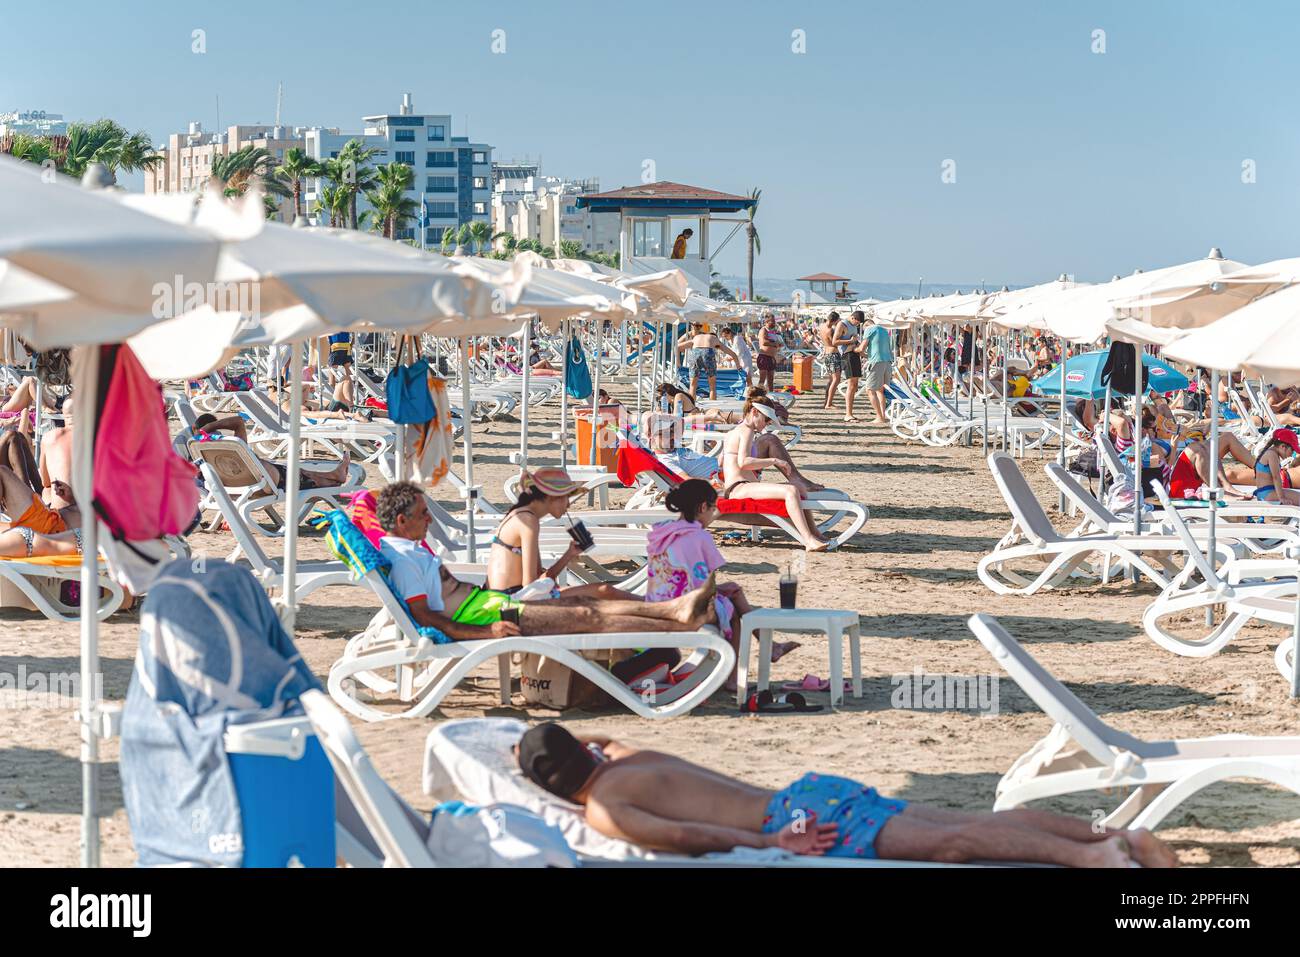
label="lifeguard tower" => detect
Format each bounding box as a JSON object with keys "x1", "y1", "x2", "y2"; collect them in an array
[
  {"x1": 798, "y1": 272, "x2": 856, "y2": 303},
  {"x1": 575, "y1": 181, "x2": 755, "y2": 295}
]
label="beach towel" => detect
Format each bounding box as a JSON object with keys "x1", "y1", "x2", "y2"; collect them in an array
[
  {"x1": 409, "y1": 373, "x2": 453, "y2": 487},
  {"x1": 614, "y1": 441, "x2": 790, "y2": 519},
  {"x1": 120, "y1": 560, "x2": 323, "y2": 867},
  {"x1": 645, "y1": 519, "x2": 735, "y2": 639}
]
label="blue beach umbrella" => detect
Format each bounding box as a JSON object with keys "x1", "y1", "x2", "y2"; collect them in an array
[{"x1": 1031, "y1": 349, "x2": 1189, "y2": 399}]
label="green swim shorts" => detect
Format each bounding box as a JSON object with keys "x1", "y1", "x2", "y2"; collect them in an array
[{"x1": 452, "y1": 586, "x2": 524, "y2": 626}]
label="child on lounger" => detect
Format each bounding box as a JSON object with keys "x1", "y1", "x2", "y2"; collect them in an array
[{"x1": 646, "y1": 480, "x2": 797, "y2": 684}]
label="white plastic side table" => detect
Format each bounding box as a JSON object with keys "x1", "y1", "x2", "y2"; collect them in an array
[{"x1": 736, "y1": 608, "x2": 863, "y2": 709}]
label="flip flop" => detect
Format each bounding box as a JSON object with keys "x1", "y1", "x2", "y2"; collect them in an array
[
  {"x1": 781, "y1": 674, "x2": 830, "y2": 693},
  {"x1": 740, "y1": 690, "x2": 823, "y2": 714}
]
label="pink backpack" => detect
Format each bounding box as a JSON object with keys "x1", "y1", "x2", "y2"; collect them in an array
[{"x1": 93, "y1": 344, "x2": 198, "y2": 541}]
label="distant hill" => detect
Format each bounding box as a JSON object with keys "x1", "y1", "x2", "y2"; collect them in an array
[{"x1": 717, "y1": 275, "x2": 1019, "y2": 303}]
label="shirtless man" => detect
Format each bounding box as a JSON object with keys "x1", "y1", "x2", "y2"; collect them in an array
[
  {"x1": 677, "y1": 325, "x2": 739, "y2": 401},
  {"x1": 376, "y1": 481, "x2": 720, "y2": 640},
  {"x1": 720, "y1": 399, "x2": 828, "y2": 551},
  {"x1": 755, "y1": 315, "x2": 782, "y2": 392},
  {"x1": 516, "y1": 723, "x2": 1178, "y2": 866},
  {"x1": 818, "y1": 314, "x2": 842, "y2": 410},
  {"x1": 38, "y1": 397, "x2": 74, "y2": 508}
]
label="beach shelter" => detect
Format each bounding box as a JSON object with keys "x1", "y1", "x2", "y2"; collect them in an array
[
  {"x1": 1109, "y1": 256, "x2": 1300, "y2": 331},
  {"x1": 1031, "y1": 350, "x2": 1189, "y2": 399}
]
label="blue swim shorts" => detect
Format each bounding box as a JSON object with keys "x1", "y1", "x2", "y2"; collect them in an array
[{"x1": 761, "y1": 772, "x2": 906, "y2": 859}]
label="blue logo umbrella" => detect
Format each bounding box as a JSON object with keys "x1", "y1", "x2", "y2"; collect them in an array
[{"x1": 1031, "y1": 350, "x2": 1190, "y2": 399}]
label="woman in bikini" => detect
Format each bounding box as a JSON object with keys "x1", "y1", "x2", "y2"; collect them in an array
[
  {"x1": 1250, "y1": 428, "x2": 1300, "y2": 505},
  {"x1": 485, "y1": 467, "x2": 627, "y2": 600},
  {"x1": 655, "y1": 383, "x2": 743, "y2": 427},
  {"x1": 720, "y1": 400, "x2": 828, "y2": 551},
  {"x1": 0, "y1": 465, "x2": 82, "y2": 558}
]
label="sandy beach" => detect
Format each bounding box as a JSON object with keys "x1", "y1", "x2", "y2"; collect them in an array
[{"x1": 3, "y1": 379, "x2": 1298, "y2": 867}]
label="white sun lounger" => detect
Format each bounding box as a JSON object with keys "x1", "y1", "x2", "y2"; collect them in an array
[
  {"x1": 978, "y1": 452, "x2": 1228, "y2": 595},
  {"x1": 422, "y1": 717, "x2": 985, "y2": 867},
  {"x1": 968, "y1": 613, "x2": 1300, "y2": 830},
  {"x1": 0, "y1": 554, "x2": 124, "y2": 622},
  {"x1": 1141, "y1": 481, "x2": 1298, "y2": 658},
  {"x1": 327, "y1": 560, "x2": 734, "y2": 722}
]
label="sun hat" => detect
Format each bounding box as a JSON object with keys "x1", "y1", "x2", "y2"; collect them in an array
[
  {"x1": 521, "y1": 467, "x2": 585, "y2": 498},
  {"x1": 749, "y1": 402, "x2": 780, "y2": 422},
  {"x1": 1273, "y1": 428, "x2": 1300, "y2": 455}
]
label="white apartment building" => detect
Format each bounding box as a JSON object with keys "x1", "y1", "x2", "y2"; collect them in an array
[
  {"x1": 144, "y1": 121, "x2": 326, "y2": 222},
  {"x1": 491, "y1": 164, "x2": 618, "y2": 255},
  {"x1": 304, "y1": 94, "x2": 492, "y2": 244}
]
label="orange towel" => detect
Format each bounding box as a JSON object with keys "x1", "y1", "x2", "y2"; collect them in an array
[{"x1": 14, "y1": 493, "x2": 67, "y2": 535}]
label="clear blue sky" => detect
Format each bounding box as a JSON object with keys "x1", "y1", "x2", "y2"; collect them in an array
[{"x1": 6, "y1": 0, "x2": 1299, "y2": 285}]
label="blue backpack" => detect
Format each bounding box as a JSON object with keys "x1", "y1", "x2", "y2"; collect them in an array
[
  {"x1": 385, "y1": 338, "x2": 436, "y2": 424},
  {"x1": 565, "y1": 335, "x2": 593, "y2": 401}
]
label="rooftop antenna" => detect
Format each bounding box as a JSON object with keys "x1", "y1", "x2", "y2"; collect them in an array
[{"x1": 274, "y1": 81, "x2": 283, "y2": 129}]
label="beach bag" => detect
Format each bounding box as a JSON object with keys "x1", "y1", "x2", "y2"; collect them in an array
[
  {"x1": 1068, "y1": 447, "x2": 1100, "y2": 479},
  {"x1": 81, "y1": 345, "x2": 198, "y2": 591},
  {"x1": 385, "y1": 337, "x2": 436, "y2": 424},
  {"x1": 565, "y1": 335, "x2": 593, "y2": 401},
  {"x1": 425, "y1": 801, "x2": 576, "y2": 867},
  {"x1": 1100, "y1": 342, "x2": 1148, "y2": 396}
]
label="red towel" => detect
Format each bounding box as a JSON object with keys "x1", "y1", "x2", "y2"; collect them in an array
[{"x1": 615, "y1": 441, "x2": 790, "y2": 518}]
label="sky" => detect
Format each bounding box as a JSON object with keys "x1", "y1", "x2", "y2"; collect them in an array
[{"x1": 5, "y1": 0, "x2": 1300, "y2": 286}]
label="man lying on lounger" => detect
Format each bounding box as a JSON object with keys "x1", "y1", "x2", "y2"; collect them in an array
[
  {"x1": 191, "y1": 413, "x2": 352, "y2": 491},
  {"x1": 376, "y1": 481, "x2": 718, "y2": 640},
  {"x1": 516, "y1": 723, "x2": 1179, "y2": 867}
]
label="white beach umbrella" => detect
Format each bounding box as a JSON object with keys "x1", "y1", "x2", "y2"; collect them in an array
[
  {"x1": 0, "y1": 155, "x2": 225, "y2": 317},
  {"x1": 1110, "y1": 256, "x2": 1300, "y2": 330}
]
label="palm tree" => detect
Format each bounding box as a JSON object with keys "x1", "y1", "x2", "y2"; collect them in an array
[
  {"x1": 469, "y1": 220, "x2": 493, "y2": 255},
  {"x1": 498, "y1": 231, "x2": 517, "y2": 255},
  {"x1": 59, "y1": 120, "x2": 161, "y2": 182},
  {"x1": 211, "y1": 145, "x2": 292, "y2": 213},
  {"x1": 455, "y1": 223, "x2": 473, "y2": 254},
  {"x1": 275, "y1": 147, "x2": 325, "y2": 220},
  {"x1": 364, "y1": 162, "x2": 417, "y2": 239},
  {"x1": 744, "y1": 187, "x2": 761, "y2": 302},
  {"x1": 1, "y1": 133, "x2": 52, "y2": 166},
  {"x1": 439, "y1": 227, "x2": 457, "y2": 255},
  {"x1": 311, "y1": 185, "x2": 341, "y2": 227},
  {"x1": 338, "y1": 139, "x2": 379, "y2": 229},
  {"x1": 558, "y1": 239, "x2": 584, "y2": 259}
]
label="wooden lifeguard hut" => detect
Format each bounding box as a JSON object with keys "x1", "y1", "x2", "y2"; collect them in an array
[{"x1": 797, "y1": 272, "x2": 856, "y2": 303}]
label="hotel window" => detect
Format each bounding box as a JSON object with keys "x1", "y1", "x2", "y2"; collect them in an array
[
  {"x1": 473, "y1": 151, "x2": 487, "y2": 164},
  {"x1": 395, "y1": 128, "x2": 415, "y2": 142},
  {"x1": 426, "y1": 176, "x2": 455, "y2": 192},
  {"x1": 426, "y1": 201, "x2": 456, "y2": 217},
  {"x1": 427, "y1": 125, "x2": 445, "y2": 141},
  {"x1": 182, "y1": 156, "x2": 190, "y2": 167},
  {"x1": 473, "y1": 202, "x2": 486, "y2": 215},
  {"x1": 395, "y1": 151, "x2": 415, "y2": 165},
  {"x1": 472, "y1": 176, "x2": 487, "y2": 189},
  {"x1": 426, "y1": 151, "x2": 454, "y2": 167}
]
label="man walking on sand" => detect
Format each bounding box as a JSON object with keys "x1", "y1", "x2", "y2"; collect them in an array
[{"x1": 859, "y1": 315, "x2": 894, "y2": 424}]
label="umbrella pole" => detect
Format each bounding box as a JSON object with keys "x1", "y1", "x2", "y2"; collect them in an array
[
  {"x1": 75, "y1": 344, "x2": 100, "y2": 868},
  {"x1": 461, "y1": 336, "x2": 477, "y2": 563},
  {"x1": 635, "y1": 322, "x2": 644, "y2": 423},
  {"x1": 1131, "y1": 349, "x2": 1143, "y2": 582},
  {"x1": 981, "y1": 322, "x2": 989, "y2": 456},
  {"x1": 1208, "y1": 368, "x2": 1220, "y2": 629},
  {"x1": 1058, "y1": 342, "x2": 1067, "y2": 511},
  {"x1": 1102, "y1": 383, "x2": 1113, "y2": 498},
  {"x1": 559, "y1": 320, "x2": 570, "y2": 468},
  {"x1": 590, "y1": 319, "x2": 602, "y2": 465},
  {"x1": 518, "y1": 320, "x2": 532, "y2": 470},
  {"x1": 280, "y1": 341, "x2": 302, "y2": 630},
  {"x1": 1001, "y1": 333, "x2": 1009, "y2": 453}
]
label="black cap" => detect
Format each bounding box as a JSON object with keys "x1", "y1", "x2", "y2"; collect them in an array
[{"x1": 517, "y1": 723, "x2": 598, "y2": 800}]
